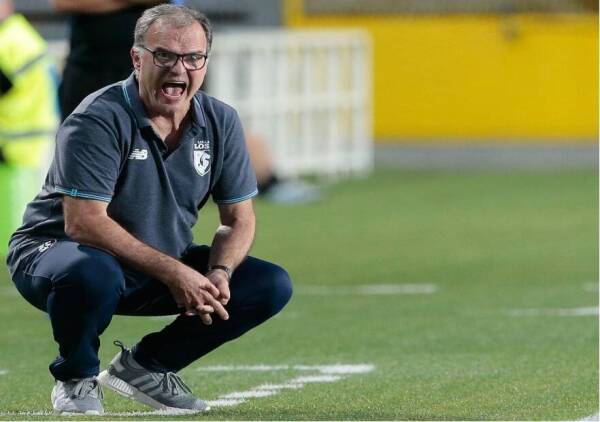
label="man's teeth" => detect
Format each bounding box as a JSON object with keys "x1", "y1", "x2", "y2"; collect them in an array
[{"x1": 162, "y1": 82, "x2": 186, "y2": 96}]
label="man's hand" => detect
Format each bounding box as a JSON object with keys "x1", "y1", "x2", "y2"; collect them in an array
[
  {"x1": 63, "y1": 196, "x2": 230, "y2": 325},
  {"x1": 166, "y1": 264, "x2": 229, "y2": 325},
  {"x1": 206, "y1": 269, "x2": 231, "y2": 306}
]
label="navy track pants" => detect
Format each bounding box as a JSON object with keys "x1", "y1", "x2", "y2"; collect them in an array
[{"x1": 10, "y1": 241, "x2": 293, "y2": 381}]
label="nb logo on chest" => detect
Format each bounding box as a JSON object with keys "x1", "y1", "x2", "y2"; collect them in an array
[{"x1": 128, "y1": 148, "x2": 148, "y2": 160}]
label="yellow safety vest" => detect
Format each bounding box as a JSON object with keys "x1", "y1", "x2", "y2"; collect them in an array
[{"x1": 0, "y1": 14, "x2": 58, "y2": 168}]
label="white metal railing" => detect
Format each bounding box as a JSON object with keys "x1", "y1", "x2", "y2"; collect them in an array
[{"x1": 207, "y1": 29, "x2": 373, "y2": 179}]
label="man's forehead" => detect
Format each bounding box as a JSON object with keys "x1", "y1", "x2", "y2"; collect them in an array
[{"x1": 145, "y1": 20, "x2": 206, "y2": 47}]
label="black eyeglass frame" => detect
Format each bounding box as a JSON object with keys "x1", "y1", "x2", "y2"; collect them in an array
[{"x1": 138, "y1": 45, "x2": 209, "y2": 71}]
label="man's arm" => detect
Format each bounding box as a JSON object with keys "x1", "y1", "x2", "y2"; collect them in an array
[
  {"x1": 51, "y1": 0, "x2": 165, "y2": 13},
  {"x1": 205, "y1": 200, "x2": 256, "y2": 311},
  {"x1": 63, "y1": 196, "x2": 228, "y2": 324}
]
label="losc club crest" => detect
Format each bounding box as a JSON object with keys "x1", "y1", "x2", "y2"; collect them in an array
[{"x1": 193, "y1": 139, "x2": 211, "y2": 176}]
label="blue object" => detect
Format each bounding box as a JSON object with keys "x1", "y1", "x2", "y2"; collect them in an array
[{"x1": 11, "y1": 242, "x2": 292, "y2": 379}]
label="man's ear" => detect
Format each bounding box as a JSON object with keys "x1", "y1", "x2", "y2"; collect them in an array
[{"x1": 131, "y1": 47, "x2": 141, "y2": 71}]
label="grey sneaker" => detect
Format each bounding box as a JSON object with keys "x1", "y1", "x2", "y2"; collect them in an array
[
  {"x1": 97, "y1": 341, "x2": 208, "y2": 414},
  {"x1": 51, "y1": 377, "x2": 104, "y2": 415}
]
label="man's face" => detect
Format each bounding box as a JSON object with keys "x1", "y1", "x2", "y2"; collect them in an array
[{"x1": 132, "y1": 20, "x2": 208, "y2": 118}]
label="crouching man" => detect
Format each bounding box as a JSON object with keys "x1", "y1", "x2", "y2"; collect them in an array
[{"x1": 6, "y1": 4, "x2": 292, "y2": 415}]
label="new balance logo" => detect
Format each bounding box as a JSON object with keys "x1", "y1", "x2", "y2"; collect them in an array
[{"x1": 128, "y1": 149, "x2": 148, "y2": 160}]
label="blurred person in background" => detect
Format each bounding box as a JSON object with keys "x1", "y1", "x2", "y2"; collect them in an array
[
  {"x1": 0, "y1": 0, "x2": 58, "y2": 168},
  {"x1": 54, "y1": 0, "x2": 319, "y2": 204},
  {"x1": 246, "y1": 131, "x2": 321, "y2": 204},
  {"x1": 6, "y1": 4, "x2": 292, "y2": 415}
]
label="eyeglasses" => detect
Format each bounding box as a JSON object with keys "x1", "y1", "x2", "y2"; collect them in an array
[{"x1": 139, "y1": 46, "x2": 208, "y2": 71}]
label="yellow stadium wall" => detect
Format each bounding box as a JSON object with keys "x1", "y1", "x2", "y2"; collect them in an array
[{"x1": 285, "y1": 1, "x2": 598, "y2": 143}]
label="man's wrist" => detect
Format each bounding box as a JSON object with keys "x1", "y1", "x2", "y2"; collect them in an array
[{"x1": 207, "y1": 264, "x2": 232, "y2": 282}]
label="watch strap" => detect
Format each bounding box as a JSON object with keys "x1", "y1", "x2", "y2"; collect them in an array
[{"x1": 208, "y1": 264, "x2": 232, "y2": 281}]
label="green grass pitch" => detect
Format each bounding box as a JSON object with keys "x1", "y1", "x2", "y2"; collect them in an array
[{"x1": 0, "y1": 169, "x2": 597, "y2": 420}]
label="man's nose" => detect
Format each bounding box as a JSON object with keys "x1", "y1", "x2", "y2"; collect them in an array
[{"x1": 169, "y1": 56, "x2": 187, "y2": 73}]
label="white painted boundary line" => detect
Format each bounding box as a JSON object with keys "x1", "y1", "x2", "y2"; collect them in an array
[
  {"x1": 3, "y1": 409, "x2": 595, "y2": 419},
  {"x1": 297, "y1": 284, "x2": 437, "y2": 296},
  {"x1": 0, "y1": 410, "x2": 209, "y2": 417},
  {"x1": 0, "y1": 370, "x2": 8, "y2": 376},
  {"x1": 199, "y1": 363, "x2": 375, "y2": 409},
  {"x1": 0, "y1": 411, "x2": 53, "y2": 417},
  {"x1": 198, "y1": 364, "x2": 375, "y2": 374},
  {"x1": 507, "y1": 307, "x2": 599, "y2": 317}
]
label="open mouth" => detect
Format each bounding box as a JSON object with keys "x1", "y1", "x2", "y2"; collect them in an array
[{"x1": 161, "y1": 81, "x2": 187, "y2": 99}]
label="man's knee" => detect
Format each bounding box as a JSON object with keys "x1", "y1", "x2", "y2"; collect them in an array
[
  {"x1": 255, "y1": 263, "x2": 293, "y2": 317},
  {"x1": 54, "y1": 246, "x2": 124, "y2": 304}
]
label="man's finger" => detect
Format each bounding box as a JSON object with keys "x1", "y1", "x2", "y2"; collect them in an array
[
  {"x1": 200, "y1": 313, "x2": 212, "y2": 325},
  {"x1": 201, "y1": 282, "x2": 220, "y2": 298},
  {"x1": 195, "y1": 304, "x2": 214, "y2": 314},
  {"x1": 205, "y1": 295, "x2": 229, "y2": 320},
  {"x1": 219, "y1": 286, "x2": 230, "y2": 305}
]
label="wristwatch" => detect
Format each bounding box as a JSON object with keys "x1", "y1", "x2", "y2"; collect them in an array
[{"x1": 208, "y1": 264, "x2": 232, "y2": 282}]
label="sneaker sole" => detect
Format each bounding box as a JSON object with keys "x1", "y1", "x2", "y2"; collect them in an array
[
  {"x1": 51, "y1": 384, "x2": 103, "y2": 416},
  {"x1": 97, "y1": 370, "x2": 209, "y2": 414},
  {"x1": 53, "y1": 410, "x2": 102, "y2": 416}
]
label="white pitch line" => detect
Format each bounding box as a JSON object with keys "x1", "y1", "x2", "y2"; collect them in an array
[
  {"x1": 357, "y1": 284, "x2": 438, "y2": 295},
  {"x1": 1, "y1": 407, "x2": 231, "y2": 417},
  {"x1": 296, "y1": 284, "x2": 437, "y2": 296},
  {"x1": 222, "y1": 390, "x2": 278, "y2": 399},
  {"x1": 0, "y1": 407, "x2": 238, "y2": 417},
  {"x1": 0, "y1": 411, "x2": 53, "y2": 417},
  {"x1": 198, "y1": 363, "x2": 375, "y2": 374},
  {"x1": 289, "y1": 375, "x2": 343, "y2": 383},
  {"x1": 199, "y1": 364, "x2": 290, "y2": 372},
  {"x1": 108, "y1": 409, "x2": 201, "y2": 416},
  {"x1": 201, "y1": 363, "x2": 374, "y2": 409},
  {"x1": 257, "y1": 383, "x2": 304, "y2": 390},
  {"x1": 507, "y1": 307, "x2": 599, "y2": 317},
  {"x1": 2, "y1": 409, "x2": 207, "y2": 417},
  {"x1": 205, "y1": 398, "x2": 245, "y2": 407},
  {"x1": 0, "y1": 370, "x2": 8, "y2": 376},
  {"x1": 580, "y1": 412, "x2": 599, "y2": 421},
  {"x1": 214, "y1": 375, "x2": 345, "y2": 404},
  {"x1": 295, "y1": 364, "x2": 375, "y2": 374}
]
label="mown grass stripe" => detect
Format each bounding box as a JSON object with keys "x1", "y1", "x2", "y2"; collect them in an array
[
  {"x1": 507, "y1": 307, "x2": 599, "y2": 317},
  {"x1": 296, "y1": 283, "x2": 438, "y2": 296}
]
